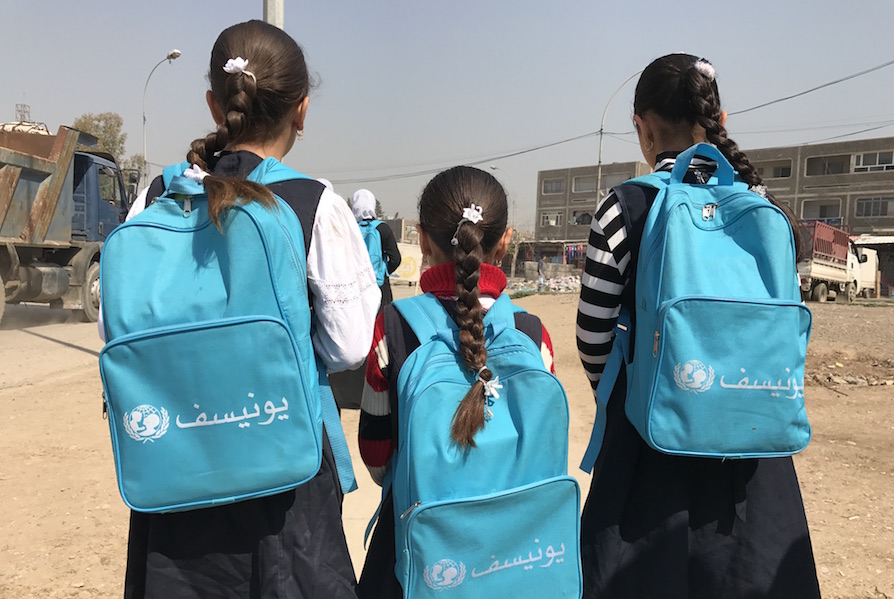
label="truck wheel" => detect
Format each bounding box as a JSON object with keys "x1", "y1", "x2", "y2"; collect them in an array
[
  {"x1": 74, "y1": 262, "x2": 101, "y2": 322},
  {"x1": 863, "y1": 288, "x2": 872, "y2": 299},
  {"x1": 811, "y1": 283, "x2": 828, "y2": 302},
  {"x1": 845, "y1": 282, "x2": 856, "y2": 303}
]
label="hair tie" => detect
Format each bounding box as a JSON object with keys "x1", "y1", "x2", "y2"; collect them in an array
[
  {"x1": 693, "y1": 59, "x2": 716, "y2": 81},
  {"x1": 223, "y1": 57, "x2": 257, "y2": 84},
  {"x1": 183, "y1": 163, "x2": 209, "y2": 183},
  {"x1": 751, "y1": 184, "x2": 768, "y2": 199},
  {"x1": 450, "y1": 204, "x2": 484, "y2": 246},
  {"x1": 476, "y1": 366, "x2": 502, "y2": 422}
]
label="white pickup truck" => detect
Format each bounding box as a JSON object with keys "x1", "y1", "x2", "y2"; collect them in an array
[{"x1": 798, "y1": 220, "x2": 869, "y2": 302}]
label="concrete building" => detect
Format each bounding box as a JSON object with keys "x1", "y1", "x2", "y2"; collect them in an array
[
  {"x1": 534, "y1": 138, "x2": 894, "y2": 293},
  {"x1": 535, "y1": 161, "x2": 650, "y2": 241},
  {"x1": 748, "y1": 136, "x2": 894, "y2": 234}
]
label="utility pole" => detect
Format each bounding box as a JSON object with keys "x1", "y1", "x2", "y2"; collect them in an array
[{"x1": 263, "y1": 0, "x2": 284, "y2": 29}]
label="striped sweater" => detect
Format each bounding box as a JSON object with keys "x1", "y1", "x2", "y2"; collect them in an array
[{"x1": 358, "y1": 262, "x2": 556, "y2": 485}]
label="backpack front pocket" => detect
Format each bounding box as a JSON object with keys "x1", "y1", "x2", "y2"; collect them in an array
[
  {"x1": 397, "y1": 476, "x2": 582, "y2": 599},
  {"x1": 636, "y1": 297, "x2": 812, "y2": 458},
  {"x1": 99, "y1": 316, "x2": 322, "y2": 512}
]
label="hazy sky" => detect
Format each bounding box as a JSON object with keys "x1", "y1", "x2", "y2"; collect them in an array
[{"x1": 3, "y1": 0, "x2": 893, "y2": 230}]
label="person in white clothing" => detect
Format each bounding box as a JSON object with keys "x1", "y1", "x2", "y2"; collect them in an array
[{"x1": 103, "y1": 20, "x2": 377, "y2": 599}]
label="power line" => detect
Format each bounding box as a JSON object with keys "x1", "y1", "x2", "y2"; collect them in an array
[
  {"x1": 319, "y1": 58, "x2": 894, "y2": 184},
  {"x1": 729, "y1": 57, "x2": 894, "y2": 116}
]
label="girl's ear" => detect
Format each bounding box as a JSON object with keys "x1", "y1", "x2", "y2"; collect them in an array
[
  {"x1": 206, "y1": 91, "x2": 225, "y2": 125},
  {"x1": 490, "y1": 227, "x2": 514, "y2": 263},
  {"x1": 418, "y1": 226, "x2": 433, "y2": 257},
  {"x1": 295, "y1": 96, "x2": 310, "y2": 132}
]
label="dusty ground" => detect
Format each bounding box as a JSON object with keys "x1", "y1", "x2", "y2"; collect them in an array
[{"x1": 1, "y1": 294, "x2": 892, "y2": 598}]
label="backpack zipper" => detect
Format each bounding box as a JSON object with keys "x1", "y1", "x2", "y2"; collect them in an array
[{"x1": 652, "y1": 331, "x2": 660, "y2": 356}]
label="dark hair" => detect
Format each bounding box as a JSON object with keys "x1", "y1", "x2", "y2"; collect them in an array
[
  {"x1": 187, "y1": 20, "x2": 312, "y2": 228},
  {"x1": 634, "y1": 53, "x2": 802, "y2": 259},
  {"x1": 418, "y1": 166, "x2": 509, "y2": 448}
]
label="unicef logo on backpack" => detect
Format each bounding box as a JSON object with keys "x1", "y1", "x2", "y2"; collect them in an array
[
  {"x1": 123, "y1": 404, "x2": 170, "y2": 442},
  {"x1": 673, "y1": 360, "x2": 715, "y2": 393},
  {"x1": 423, "y1": 559, "x2": 466, "y2": 590}
]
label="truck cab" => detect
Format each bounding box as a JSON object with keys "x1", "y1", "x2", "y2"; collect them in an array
[{"x1": 0, "y1": 125, "x2": 131, "y2": 323}]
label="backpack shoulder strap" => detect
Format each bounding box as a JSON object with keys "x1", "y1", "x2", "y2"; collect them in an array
[
  {"x1": 392, "y1": 293, "x2": 458, "y2": 348},
  {"x1": 247, "y1": 157, "x2": 311, "y2": 186},
  {"x1": 482, "y1": 293, "x2": 522, "y2": 338},
  {"x1": 162, "y1": 161, "x2": 192, "y2": 189}
]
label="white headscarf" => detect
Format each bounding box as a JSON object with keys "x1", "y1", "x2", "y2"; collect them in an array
[{"x1": 351, "y1": 188, "x2": 377, "y2": 221}]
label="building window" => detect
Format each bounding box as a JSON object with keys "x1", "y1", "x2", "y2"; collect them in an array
[
  {"x1": 854, "y1": 151, "x2": 894, "y2": 172},
  {"x1": 540, "y1": 211, "x2": 564, "y2": 227},
  {"x1": 806, "y1": 155, "x2": 850, "y2": 176},
  {"x1": 541, "y1": 178, "x2": 565, "y2": 195},
  {"x1": 570, "y1": 210, "x2": 593, "y2": 226},
  {"x1": 755, "y1": 159, "x2": 792, "y2": 179},
  {"x1": 773, "y1": 165, "x2": 792, "y2": 178},
  {"x1": 855, "y1": 197, "x2": 891, "y2": 218},
  {"x1": 600, "y1": 173, "x2": 628, "y2": 196},
  {"x1": 572, "y1": 175, "x2": 598, "y2": 193},
  {"x1": 801, "y1": 199, "x2": 841, "y2": 219}
]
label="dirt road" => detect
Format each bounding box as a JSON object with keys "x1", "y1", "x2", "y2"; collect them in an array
[{"x1": 1, "y1": 297, "x2": 892, "y2": 598}]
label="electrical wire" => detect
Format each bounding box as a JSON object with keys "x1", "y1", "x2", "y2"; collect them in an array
[{"x1": 728, "y1": 57, "x2": 894, "y2": 116}]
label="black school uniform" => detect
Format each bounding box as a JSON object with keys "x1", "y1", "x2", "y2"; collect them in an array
[
  {"x1": 576, "y1": 153, "x2": 822, "y2": 599},
  {"x1": 123, "y1": 152, "x2": 357, "y2": 599}
]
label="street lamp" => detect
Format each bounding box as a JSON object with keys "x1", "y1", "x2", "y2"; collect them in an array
[
  {"x1": 489, "y1": 164, "x2": 518, "y2": 228},
  {"x1": 142, "y1": 49, "x2": 182, "y2": 186},
  {"x1": 595, "y1": 69, "x2": 642, "y2": 203}
]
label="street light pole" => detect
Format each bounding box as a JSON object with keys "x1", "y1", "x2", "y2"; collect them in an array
[
  {"x1": 596, "y1": 69, "x2": 642, "y2": 203},
  {"x1": 489, "y1": 164, "x2": 518, "y2": 228},
  {"x1": 142, "y1": 49, "x2": 182, "y2": 187}
]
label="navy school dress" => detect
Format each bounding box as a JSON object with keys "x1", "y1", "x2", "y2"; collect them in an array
[
  {"x1": 124, "y1": 152, "x2": 357, "y2": 599},
  {"x1": 578, "y1": 155, "x2": 821, "y2": 599}
]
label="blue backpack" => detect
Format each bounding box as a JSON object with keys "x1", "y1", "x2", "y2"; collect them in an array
[
  {"x1": 376, "y1": 293, "x2": 581, "y2": 599},
  {"x1": 99, "y1": 158, "x2": 355, "y2": 513},
  {"x1": 582, "y1": 143, "x2": 812, "y2": 469},
  {"x1": 359, "y1": 219, "x2": 388, "y2": 286}
]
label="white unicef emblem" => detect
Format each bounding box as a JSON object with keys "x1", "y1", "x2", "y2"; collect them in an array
[
  {"x1": 123, "y1": 405, "x2": 170, "y2": 442},
  {"x1": 423, "y1": 559, "x2": 466, "y2": 591},
  {"x1": 673, "y1": 360, "x2": 715, "y2": 393}
]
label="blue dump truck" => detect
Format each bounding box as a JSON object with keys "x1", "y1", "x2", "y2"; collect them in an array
[{"x1": 0, "y1": 123, "x2": 135, "y2": 323}]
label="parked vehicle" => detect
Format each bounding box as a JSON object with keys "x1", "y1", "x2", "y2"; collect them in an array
[
  {"x1": 855, "y1": 246, "x2": 879, "y2": 298},
  {"x1": 797, "y1": 220, "x2": 867, "y2": 302},
  {"x1": 0, "y1": 123, "x2": 134, "y2": 323}
]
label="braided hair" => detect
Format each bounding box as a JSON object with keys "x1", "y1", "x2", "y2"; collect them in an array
[
  {"x1": 187, "y1": 20, "x2": 313, "y2": 228},
  {"x1": 418, "y1": 166, "x2": 509, "y2": 448},
  {"x1": 634, "y1": 53, "x2": 802, "y2": 258}
]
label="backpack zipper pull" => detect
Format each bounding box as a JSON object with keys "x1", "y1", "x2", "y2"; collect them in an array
[
  {"x1": 400, "y1": 501, "x2": 422, "y2": 520},
  {"x1": 653, "y1": 331, "x2": 660, "y2": 356},
  {"x1": 183, "y1": 197, "x2": 192, "y2": 217}
]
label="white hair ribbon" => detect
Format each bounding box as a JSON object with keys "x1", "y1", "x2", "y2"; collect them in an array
[
  {"x1": 694, "y1": 59, "x2": 716, "y2": 81},
  {"x1": 183, "y1": 164, "x2": 209, "y2": 183},
  {"x1": 223, "y1": 57, "x2": 256, "y2": 83},
  {"x1": 450, "y1": 203, "x2": 485, "y2": 246}
]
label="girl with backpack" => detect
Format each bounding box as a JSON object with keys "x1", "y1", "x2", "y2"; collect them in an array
[
  {"x1": 576, "y1": 53, "x2": 821, "y2": 598},
  {"x1": 113, "y1": 20, "x2": 380, "y2": 598},
  {"x1": 358, "y1": 166, "x2": 580, "y2": 598}
]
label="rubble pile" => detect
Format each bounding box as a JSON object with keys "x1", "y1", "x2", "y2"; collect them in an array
[
  {"x1": 507, "y1": 276, "x2": 582, "y2": 295},
  {"x1": 808, "y1": 358, "x2": 894, "y2": 388}
]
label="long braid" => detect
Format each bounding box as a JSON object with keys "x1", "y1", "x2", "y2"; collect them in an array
[
  {"x1": 180, "y1": 20, "x2": 313, "y2": 230},
  {"x1": 418, "y1": 166, "x2": 508, "y2": 449},
  {"x1": 684, "y1": 63, "x2": 803, "y2": 259},
  {"x1": 450, "y1": 221, "x2": 490, "y2": 448}
]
